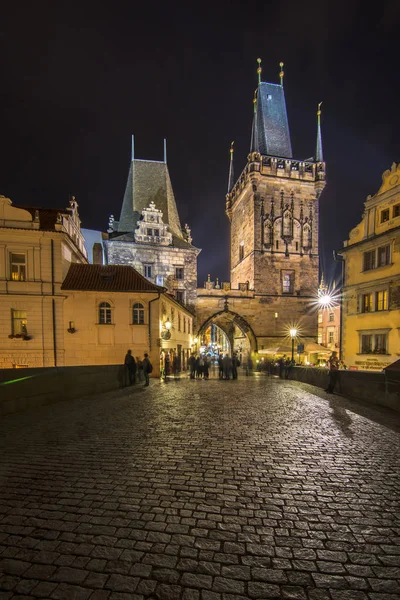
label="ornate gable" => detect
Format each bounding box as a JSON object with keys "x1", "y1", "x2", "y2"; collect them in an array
[{"x1": 134, "y1": 201, "x2": 172, "y2": 246}]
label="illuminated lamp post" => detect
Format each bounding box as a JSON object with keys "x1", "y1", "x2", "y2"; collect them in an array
[{"x1": 290, "y1": 328, "x2": 297, "y2": 362}]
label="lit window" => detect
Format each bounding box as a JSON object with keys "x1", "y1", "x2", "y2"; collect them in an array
[
  {"x1": 12, "y1": 310, "x2": 27, "y2": 335},
  {"x1": 328, "y1": 312, "x2": 334, "y2": 322},
  {"x1": 380, "y1": 209, "x2": 389, "y2": 223},
  {"x1": 363, "y1": 250, "x2": 375, "y2": 271},
  {"x1": 175, "y1": 267, "x2": 184, "y2": 280},
  {"x1": 133, "y1": 303, "x2": 144, "y2": 325},
  {"x1": 361, "y1": 294, "x2": 372, "y2": 313},
  {"x1": 318, "y1": 312, "x2": 323, "y2": 323},
  {"x1": 239, "y1": 243, "x2": 244, "y2": 261},
  {"x1": 10, "y1": 253, "x2": 26, "y2": 281},
  {"x1": 328, "y1": 330, "x2": 334, "y2": 344},
  {"x1": 376, "y1": 290, "x2": 388, "y2": 311},
  {"x1": 144, "y1": 264, "x2": 152, "y2": 278},
  {"x1": 282, "y1": 272, "x2": 294, "y2": 294},
  {"x1": 377, "y1": 245, "x2": 390, "y2": 267},
  {"x1": 393, "y1": 204, "x2": 400, "y2": 218},
  {"x1": 99, "y1": 302, "x2": 112, "y2": 324}
]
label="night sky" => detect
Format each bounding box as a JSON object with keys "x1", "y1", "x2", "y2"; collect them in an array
[{"x1": 1, "y1": 1, "x2": 399, "y2": 286}]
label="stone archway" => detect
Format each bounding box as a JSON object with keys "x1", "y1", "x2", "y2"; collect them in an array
[{"x1": 197, "y1": 310, "x2": 258, "y2": 360}]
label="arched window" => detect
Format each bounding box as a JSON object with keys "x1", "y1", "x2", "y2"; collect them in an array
[
  {"x1": 99, "y1": 302, "x2": 112, "y2": 324},
  {"x1": 133, "y1": 303, "x2": 145, "y2": 325}
]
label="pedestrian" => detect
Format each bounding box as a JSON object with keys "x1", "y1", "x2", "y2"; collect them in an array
[
  {"x1": 223, "y1": 354, "x2": 232, "y2": 380},
  {"x1": 203, "y1": 355, "x2": 209, "y2": 380},
  {"x1": 189, "y1": 353, "x2": 196, "y2": 379},
  {"x1": 246, "y1": 355, "x2": 253, "y2": 376},
  {"x1": 142, "y1": 353, "x2": 152, "y2": 387},
  {"x1": 325, "y1": 351, "x2": 340, "y2": 393},
  {"x1": 232, "y1": 352, "x2": 240, "y2": 379},
  {"x1": 278, "y1": 356, "x2": 285, "y2": 379},
  {"x1": 136, "y1": 356, "x2": 144, "y2": 382},
  {"x1": 164, "y1": 353, "x2": 170, "y2": 380},
  {"x1": 218, "y1": 354, "x2": 224, "y2": 379},
  {"x1": 124, "y1": 349, "x2": 136, "y2": 385},
  {"x1": 172, "y1": 355, "x2": 179, "y2": 380}
]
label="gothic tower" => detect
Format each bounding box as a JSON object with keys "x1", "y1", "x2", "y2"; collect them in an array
[{"x1": 225, "y1": 60, "x2": 326, "y2": 341}]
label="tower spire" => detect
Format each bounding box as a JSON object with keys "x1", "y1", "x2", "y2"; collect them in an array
[
  {"x1": 257, "y1": 58, "x2": 262, "y2": 85},
  {"x1": 131, "y1": 134, "x2": 135, "y2": 161},
  {"x1": 227, "y1": 141, "x2": 235, "y2": 193},
  {"x1": 250, "y1": 90, "x2": 258, "y2": 153},
  {"x1": 164, "y1": 138, "x2": 167, "y2": 164},
  {"x1": 316, "y1": 101, "x2": 324, "y2": 162},
  {"x1": 279, "y1": 62, "x2": 284, "y2": 86}
]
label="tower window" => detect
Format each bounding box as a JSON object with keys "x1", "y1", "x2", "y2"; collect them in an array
[
  {"x1": 295, "y1": 241, "x2": 299, "y2": 251},
  {"x1": 175, "y1": 267, "x2": 184, "y2": 280},
  {"x1": 147, "y1": 228, "x2": 153, "y2": 236},
  {"x1": 276, "y1": 240, "x2": 279, "y2": 250},
  {"x1": 239, "y1": 242, "x2": 244, "y2": 261},
  {"x1": 282, "y1": 271, "x2": 294, "y2": 294},
  {"x1": 144, "y1": 264, "x2": 152, "y2": 278},
  {"x1": 176, "y1": 290, "x2": 185, "y2": 304}
]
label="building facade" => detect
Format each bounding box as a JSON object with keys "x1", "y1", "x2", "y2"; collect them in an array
[
  {"x1": 104, "y1": 141, "x2": 200, "y2": 312},
  {"x1": 0, "y1": 195, "x2": 87, "y2": 369},
  {"x1": 339, "y1": 162, "x2": 400, "y2": 371},
  {"x1": 195, "y1": 63, "x2": 326, "y2": 356},
  {"x1": 61, "y1": 263, "x2": 194, "y2": 375}
]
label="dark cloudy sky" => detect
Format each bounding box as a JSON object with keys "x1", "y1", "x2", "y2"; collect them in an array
[{"x1": 1, "y1": 1, "x2": 399, "y2": 285}]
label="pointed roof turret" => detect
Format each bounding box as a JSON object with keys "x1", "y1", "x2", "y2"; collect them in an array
[
  {"x1": 250, "y1": 58, "x2": 293, "y2": 159},
  {"x1": 227, "y1": 141, "x2": 235, "y2": 192},
  {"x1": 117, "y1": 138, "x2": 183, "y2": 239},
  {"x1": 316, "y1": 102, "x2": 324, "y2": 162}
]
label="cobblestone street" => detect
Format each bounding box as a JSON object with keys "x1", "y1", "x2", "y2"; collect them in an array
[{"x1": 1, "y1": 375, "x2": 400, "y2": 600}]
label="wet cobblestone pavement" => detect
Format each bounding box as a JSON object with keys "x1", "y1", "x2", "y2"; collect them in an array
[{"x1": 1, "y1": 374, "x2": 400, "y2": 600}]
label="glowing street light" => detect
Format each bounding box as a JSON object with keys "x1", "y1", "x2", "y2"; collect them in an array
[
  {"x1": 165, "y1": 320, "x2": 172, "y2": 330},
  {"x1": 290, "y1": 328, "x2": 297, "y2": 362}
]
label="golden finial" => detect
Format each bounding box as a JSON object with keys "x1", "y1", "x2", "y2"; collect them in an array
[
  {"x1": 279, "y1": 61, "x2": 284, "y2": 85},
  {"x1": 257, "y1": 58, "x2": 262, "y2": 85},
  {"x1": 230, "y1": 141, "x2": 234, "y2": 159},
  {"x1": 317, "y1": 101, "x2": 323, "y2": 118}
]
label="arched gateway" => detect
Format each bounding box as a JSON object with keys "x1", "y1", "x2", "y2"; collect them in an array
[{"x1": 197, "y1": 307, "x2": 258, "y2": 359}]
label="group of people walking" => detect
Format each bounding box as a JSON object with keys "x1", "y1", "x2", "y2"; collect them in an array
[{"x1": 124, "y1": 350, "x2": 152, "y2": 387}]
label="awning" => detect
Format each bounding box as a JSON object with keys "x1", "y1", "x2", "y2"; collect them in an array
[{"x1": 305, "y1": 342, "x2": 331, "y2": 354}]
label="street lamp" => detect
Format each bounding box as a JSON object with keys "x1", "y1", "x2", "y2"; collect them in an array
[
  {"x1": 165, "y1": 320, "x2": 172, "y2": 330},
  {"x1": 290, "y1": 328, "x2": 297, "y2": 362}
]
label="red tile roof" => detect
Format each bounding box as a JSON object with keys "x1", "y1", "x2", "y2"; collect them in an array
[{"x1": 61, "y1": 263, "x2": 164, "y2": 292}]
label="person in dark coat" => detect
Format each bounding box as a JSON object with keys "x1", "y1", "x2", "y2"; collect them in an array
[
  {"x1": 232, "y1": 353, "x2": 240, "y2": 379},
  {"x1": 189, "y1": 354, "x2": 196, "y2": 379},
  {"x1": 203, "y1": 356, "x2": 209, "y2": 380},
  {"x1": 218, "y1": 354, "x2": 224, "y2": 379},
  {"x1": 325, "y1": 351, "x2": 340, "y2": 393},
  {"x1": 124, "y1": 349, "x2": 136, "y2": 385}
]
